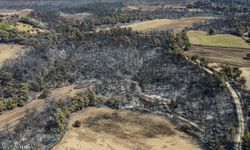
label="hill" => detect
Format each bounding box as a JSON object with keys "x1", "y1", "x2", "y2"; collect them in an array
[{"x1": 53, "y1": 108, "x2": 201, "y2": 150}]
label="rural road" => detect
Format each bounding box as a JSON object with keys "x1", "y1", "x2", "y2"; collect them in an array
[
  {"x1": 202, "y1": 66, "x2": 245, "y2": 150},
  {"x1": 225, "y1": 82, "x2": 245, "y2": 150},
  {"x1": 127, "y1": 79, "x2": 203, "y2": 131},
  {"x1": 0, "y1": 99, "x2": 45, "y2": 131}
]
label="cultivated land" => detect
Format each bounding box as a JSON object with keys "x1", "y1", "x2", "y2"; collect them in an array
[
  {"x1": 188, "y1": 31, "x2": 250, "y2": 49},
  {"x1": 0, "y1": 44, "x2": 27, "y2": 66},
  {"x1": 184, "y1": 45, "x2": 250, "y2": 90},
  {"x1": 0, "y1": 85, "x2": 83, "y2": 131},
  {"x1": 53, "y1": 108, "x2": 201, "y2": 150},
  {"x1": 122, "y1": 17, "x2": 213, "y2": 33}
]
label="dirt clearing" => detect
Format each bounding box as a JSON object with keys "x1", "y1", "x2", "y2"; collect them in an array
[
  {"x1": 0, "y1": 9, "x2": 32, "y2": 17},
  {"x1": 240, "y1": 67, "x2": 250, "y2": 90},
  {"x1": 0, "y1": 44, "x2": 27, "y2": 66},
  {"x1": 59, "y1": 12, "x2": 91, "y2": 21},
  {"x1": 0, "y1": 85, "x2": 84, "y2": 131},
  {"x1": 122, "y1": 17, "x2": 213, "y2": 33},
  {"x1": 53, "y1": 108, "x2": 201, "y2": 150}
]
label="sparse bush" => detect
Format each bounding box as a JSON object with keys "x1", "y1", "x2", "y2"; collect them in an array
[
  {"x1": 105, "y1": 97, "x2": 119, "y2": 109},
  {"x1": 191, "y1": 55, "x2": 199, "y2": 62},
  {"x1": 208, "y1": 28, "x2": 215, "y2": 35},
  {"x1": 38, "y1": 89, "x2": 50, "y2": 99},
  {"x1": 73, "y1": 120, "x2": 81, "y2": 128}
]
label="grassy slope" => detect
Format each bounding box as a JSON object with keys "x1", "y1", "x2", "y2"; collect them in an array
[
  {"x1": 188, "y1": 31, "x2": 250, "y2": 49},
  {"x1": 15, "y1": 22, "x2": 44, "y2": 35}
]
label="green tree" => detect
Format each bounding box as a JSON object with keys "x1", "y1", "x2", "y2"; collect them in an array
[
  {"x1": 0, "y1": 99, "x2": 6, "y2": 112},
  {"x1": 234, "y1": 23, "x2": 246, "y2": 36},
  {"x1": 17, "y1": 83, "x2": 30, "y2": 102},
  {"x1": 208, "y1": 28, "x2": 215, "y2": 35}
]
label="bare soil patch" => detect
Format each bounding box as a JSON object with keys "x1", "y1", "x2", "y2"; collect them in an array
[
  {"x1": 0, "y1": 9, "x2": 32, "y2": 17},
  {"x1": 59, "y1": 12, "x2": 91, "y2": 21},
  {"x1": 0, "y1": 44, "x2": 27, "y2": 66},
  {"x1": 53, "y1": 108, "x2": 201, "y2": 150},
  {"x1": 122, "y1": 4, "x2": 188, "y2": 12},
  {"x1": 0, "y1": 85, "x2": 83, "y2": 131},
  {"x1": 122, "y1": 17, "x2": 213, "y2": 33}
]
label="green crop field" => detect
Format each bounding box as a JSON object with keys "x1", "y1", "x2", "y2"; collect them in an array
[{"x1": 188, "y1": 31, "x2": 250, "y2": 49}]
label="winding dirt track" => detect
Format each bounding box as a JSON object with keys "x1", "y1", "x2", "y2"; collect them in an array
[
  {"x1": 0, "y1": 99, "x2": 45, "y2": 131},
  {"x1": 202, "y1": 66, "x2": 244, "y2": 150},
  {"x1": 225, "y1": 82, "x2": 245, "y2": 150}
]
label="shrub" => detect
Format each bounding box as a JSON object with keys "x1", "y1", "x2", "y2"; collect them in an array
[
  {"x1": 105, "y1": 97, "x2": 119, "y2": 109},
  {"x1": 73, "y1": 120, "x2": 81, "y2": 128},
  {"x1": 38, "y1": 90, "x2": 50, "y2": 99},
  {"x1": 208, "y1": 28, "x2": 215, "y2": 35}
]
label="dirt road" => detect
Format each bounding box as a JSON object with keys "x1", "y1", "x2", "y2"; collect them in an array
[
  {"x1": 0, "y1": 86, "x2": 83, "y2": 131},
  {"x1": 0, "y1": 99, "x2": 45, "y2": 131},
  {"x1": 202, "y1": 65, "x2": 244, "y2": 149},
  {"x1": 226, "y1": 82, "x2": 245, "y2": 150}
]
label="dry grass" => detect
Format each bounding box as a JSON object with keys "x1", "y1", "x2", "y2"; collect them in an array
[
  {"x1": 15, "y1": 22, "x2": 44, "y2": 35},
  {"x1": 59, "y1": 12, "x2": 91, "y2": 21},
  {"x1": 188, "y1": 31, "x2": 250, "y2": 49},
  {"x1": 0, "y1": 44, "x2": 27, "y2": 66},
  {"x1": 122, "y1": 4, "x2": 188, "y2": 12},
  {"x1": 240, "y1": 67, "x2": 250, "y2": 90},
  {"x1": 122, "y1": 17, "x2": 213, "y2": 33},
  {"x1": 0, "y1": 85, "x2": 84, "y2": 131},
  {"x1": 0, "y1": 9, "x2": 32, "y2": 17},
  {"x1": 53, "y1": 108, "x2": 201, "y2": 150}
]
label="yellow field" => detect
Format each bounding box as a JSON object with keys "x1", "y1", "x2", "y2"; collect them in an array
[
  {"x1": 53, "y1": 108, "x2": 201, "y2": 150},
  {"x1": 121, "y1": 17, "x2": 213, "y2": 33},
  {"x1": 0, "y1": 85, "x2": 84, "y2": 131},
  {"x1": 188, "y1": 31, "x2": 250, "y2": 49},
  {"x1": 15, "y1": 22, "x2": 44, "y2": 35},
  {"x1": 0, "y1": 44, "x2": 27, "y2": 66}
]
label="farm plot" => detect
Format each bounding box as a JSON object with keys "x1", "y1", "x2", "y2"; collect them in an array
[
  {"x1": 188, "y1": 31, "x2": 250, "y2": 49},
  {"x1": 122, "y1": 17, "x2": 213, "y2": 33}
]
